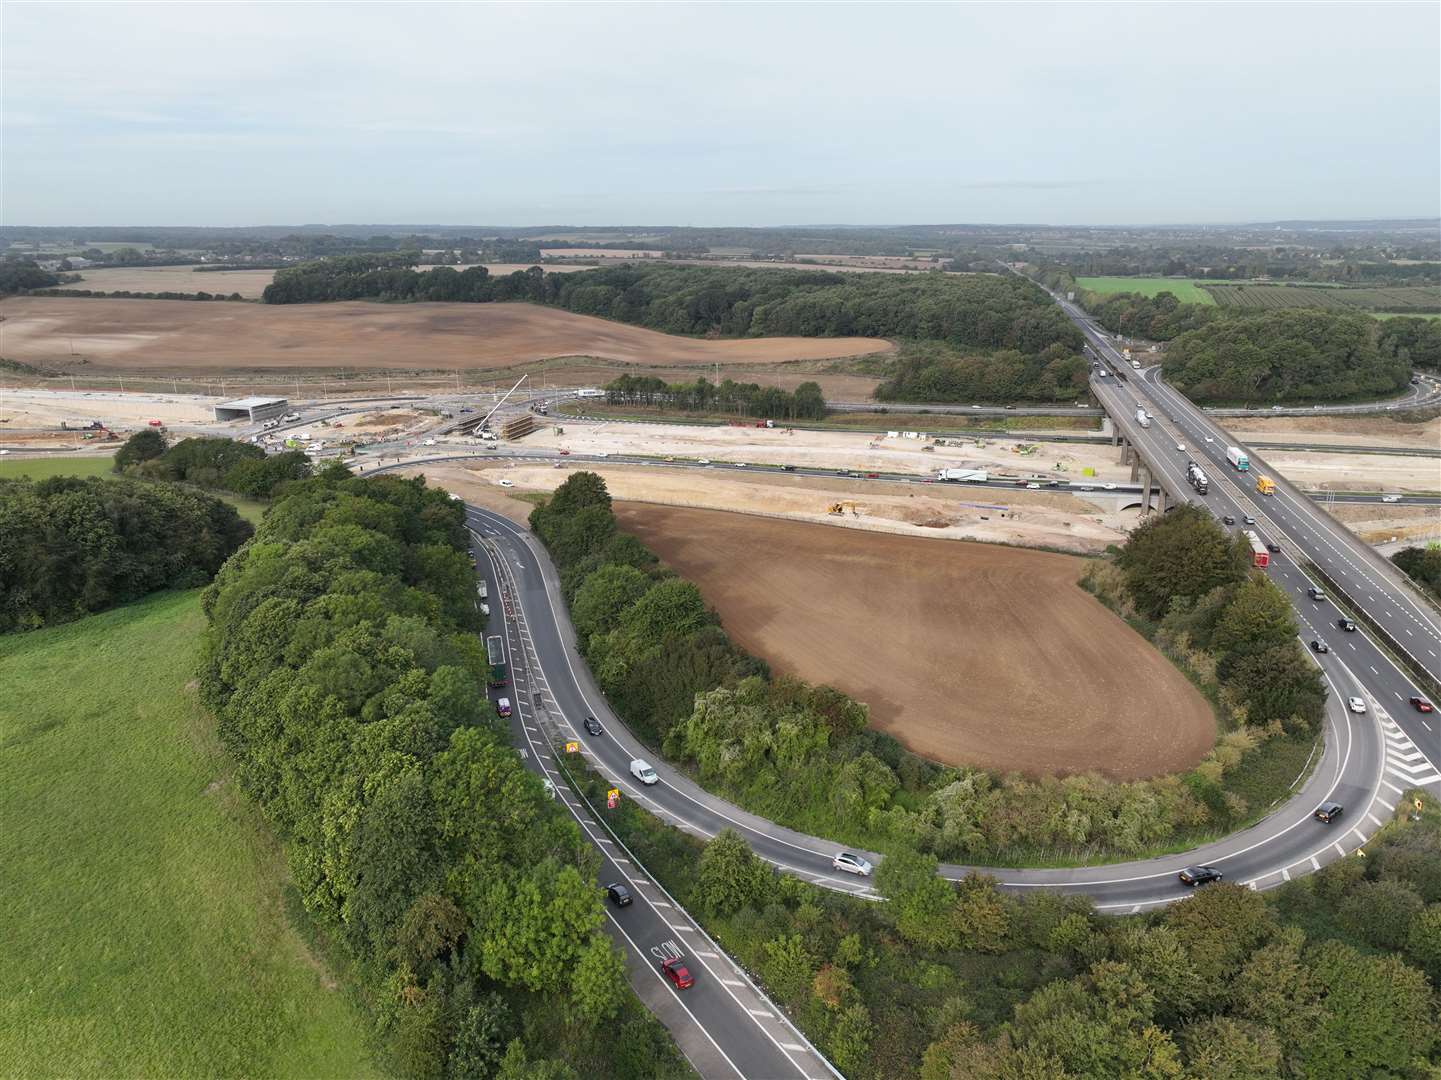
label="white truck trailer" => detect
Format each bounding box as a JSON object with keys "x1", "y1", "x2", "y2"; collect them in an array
[
  {"x1": 1226, "y1": 445, "x2": 1250, "y2": 471},
  {"x1": 937, "y1": 468, "x2": 989, "y2": 483}
]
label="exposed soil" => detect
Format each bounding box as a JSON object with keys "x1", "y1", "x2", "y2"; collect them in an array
[
  {"x1": 0, "y1": 297, "x2": 892, "y2": 374},
  {"x1": 614, "y1": 504, "x2": 1214, "y2": 779},
  {"x1": 1229, "y1": 413, "x2": 1441, "y2": 452}
]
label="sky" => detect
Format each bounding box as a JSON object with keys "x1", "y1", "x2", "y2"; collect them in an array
[{"x1": 3, "y1": 1, "x2": 1439, "y2": 227}]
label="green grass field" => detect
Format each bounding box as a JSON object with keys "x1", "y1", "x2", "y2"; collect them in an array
[
  {"x1": 1075, "y1": 276, "x2": 1216, "y2": 304},
  {"x1": 0, "y1": 454, "x2": 269, "y2": 524},
  {"x1": 0, "y1": 592, "x2": 379, "y2": 1077}
]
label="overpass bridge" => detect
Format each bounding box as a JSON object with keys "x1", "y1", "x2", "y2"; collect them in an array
[{"x1": 1091, "y1": 375, "x2": 1191, "y2": 515}]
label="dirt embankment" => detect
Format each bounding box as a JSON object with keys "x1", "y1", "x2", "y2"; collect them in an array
[
  {"x1": 0, "y1": 297, "x2": 892, "y2": 374},
  {"x1": 614, "y1": 504, "x2": 1214, "y2": 780}
]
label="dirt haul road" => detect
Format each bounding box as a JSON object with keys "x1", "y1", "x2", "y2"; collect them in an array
[
  {"x1": 614, "y1": 504, "x2": 1215, "y2": 780},
  {"x1": 0, "y1": 297, "x2": 891, "y2": 373}
]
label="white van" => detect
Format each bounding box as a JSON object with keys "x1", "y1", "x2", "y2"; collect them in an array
[{"x1": 630, "y1": 759, "x2": 658, "y2": 785}]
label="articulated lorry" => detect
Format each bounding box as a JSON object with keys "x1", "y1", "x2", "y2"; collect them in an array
[
  {"x1": 1226, "y1": 446, "x2": 1250, "y2": 471},
  {"x1": 486, "y1": 634, "x2": 508, "y2": 687},
  {"x1": 1244, "y1": 531, "x2": 1270, "y2": 568},
  {"x1": 937, "y1": 468, "x2": 989, "y2": 483}
]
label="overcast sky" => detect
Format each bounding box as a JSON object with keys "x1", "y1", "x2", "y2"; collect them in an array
[{"x1": 4, "y1": 2, "x2": 1438, "y2": 227}]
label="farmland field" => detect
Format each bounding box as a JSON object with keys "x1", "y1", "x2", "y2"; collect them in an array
[
  {"x1": 1199, "y1": 283, "x2": 1441, "y2": 314},
  {"x1": 0, "y1": 296, "x2": 893, "y2": 373},
  {"x1": 615, "y1": 504, "x2": 1214, "y2": 779},
  {"x1": 0, "y1": 591, "x2": 377, "y2": 1077},
  {"x1": 55, "y1": 265, "x2": 281, "y2": 297},
  {"x1": 1075, "y1": 277, "x2": 1216, "y2": 304}
]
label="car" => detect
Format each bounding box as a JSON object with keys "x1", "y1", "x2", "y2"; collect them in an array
[
  {"x1": 1175, "y1": 443, "x2": 1186, "y2": 452},
  {"x1": 1178, "y1": 865, "x2": 1223, "y2": 887},
  {"x1": 605, "y1": 882, "x2": 632, "y2": 907},
  {"x1": 1004, "y1": 405, "x2": 1017, "y2": 410},
  {"x1": 1348, "y1": 696, "x2": 1367, "y2": 714},
  {"x1": 1267, "y1": 542, "x2": 1281, "y2": 553},
  {"x1": 1381, "y1": 494, "x2": 1401, "y2": 503},
  {"x1": 1243, "y1": 515, "x2": 1255, "y2": 525},
  {"x1": 630, "y1": 759, "x2": 659, "y2": 785},
  {"x1": 1307, "y1": 587, "x2": 1327, "y2": 602},
  {"x1": 1410, "y1": 696, "x2": 1435, "y2": 713},
  {"x1": 1204, "y1": 435, "x2": 1213, "y2": 443},
  {"x1": 1314, "y1": 801, "x2": 1344, "y2": 824},
  {"x1": 459, "y1": 406, "x2": 474, "y2": 414},
  {"x1": 661, "y1": 958, "x2": 694, "y2": 990},
  {"x1": 832, "y1": 852, "x2": 873, "y2": 876},
  {"x1": 1272, "y1": 404, "x2": 1284, "y2": 411},
  {"x1": 782, "y1": 464, "x2": 797, "y2": 471},
  {"x1": 1222, "y1": 515, "x2": 1236, "y2": 525},
  {"x1": 1310, "y1": 639, "x2": 1329, "y2": 654},
  {"x1": 1025, "y1": 482, "x2": 1041, "y2": 489},
  {"x1": 583, "y1": 716, "x2": 603, "y2": 736},
  {"x1": 498, "y1": 479, "x2": 514, "y2": 487},
  {"x1": 558, "y1": 449, "x2": 570, "y2": 455},
  {"x1": 699, "y1": 458, "x2": 710, "y2": 464},
  {"x1": 479, "y1": 602, "x2": 490, "y2": 617},
  {"x1": 866, "y1": 472, "x2": 880, "y2": 479},
  {"x1": 496, "y1": 697, "x2": 512, "y2": 718},
  {"x1": 1336, "y1": 618, "x2": 1357, "y2": 632}
]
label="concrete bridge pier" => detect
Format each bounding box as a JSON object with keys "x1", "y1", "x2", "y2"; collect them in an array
[
  {"x1": 1130, "y1": 454, "x2": 1141, "y2": 483},
  {"x1": 1138, "y1": 465, "x2": 1152, "y2": 512},
  {"x1": 1118, "y1": 436, "x2": 1129, "y2": 463}
]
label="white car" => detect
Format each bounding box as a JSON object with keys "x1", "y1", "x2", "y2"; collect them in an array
[
  {"x1": 423, "y1": 438, "x2": 436, "y2": 446},
  {"x1": 1204, "y1": 436, "x2": 1213, "y2": 443},
  {"x1": 498, "y1": 479, "x2": 514, "y2": 487},
  {"x1": 479, "y1": 602, "x2": 490, "y2": 616},
  {"x1": 1381, "y1": 494, "x2": 1402, "y2": 503},
  {"x1": 630, "y1": 759, "x2": 658, "y2": 785},
  {"x1": 832, "y1": 852, "x2": 873, "y2": 876},
  {"x1": 1175, "y1": 443, "x2": 1186, "y2": 452},
  {"x1": 1348, "y1": 697, "x2": 1367, "y2": 714},
  {"x1": 734, "y1": 462, "x2": 748, "y2": 468},
  {"x1": 698, "y1": 458, "x2": 710, "y2": 464},
  {"x1": 1025, "y1": 482, "x2": 1040, "y2": 489}
]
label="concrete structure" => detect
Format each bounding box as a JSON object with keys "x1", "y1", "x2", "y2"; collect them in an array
[
  {"x1": 214, "y1": 396, "x2": 288, "y2": 422},
  {"x1": 500, "y1": 413, "x2": 536, "y2": 441}
]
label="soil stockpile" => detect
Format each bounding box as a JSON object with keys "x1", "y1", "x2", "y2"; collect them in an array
[
  {"x1": 616, "y1": 503, "x2": 1214, "y2": 780},
  {"x1": 0, "y1": 297, "x2": 891, "y2": 373}
]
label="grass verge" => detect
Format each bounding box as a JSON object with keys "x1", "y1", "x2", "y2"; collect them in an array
[{"x1": 0, "y1": 591, "x2": 379, "y2": 1077}]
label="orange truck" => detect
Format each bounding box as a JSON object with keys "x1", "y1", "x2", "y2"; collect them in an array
[{"x1": 1255, "y1": 475, "x2": 1276, "y2": 496}]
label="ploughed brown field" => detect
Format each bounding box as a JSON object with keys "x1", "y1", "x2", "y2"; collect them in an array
[
  {"x1": 0, "y1": 297, "x2": 891, "y2": 373},
  {"x1": 615, "y1": 504, "x2": 1214, "y2": 780}
]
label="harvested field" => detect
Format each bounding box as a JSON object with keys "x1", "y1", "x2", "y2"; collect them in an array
[
  {"x1": 0, "y1": 297, "x2": 892, "y2": 374},
  {"x1": 1227, "y1": 412, "x2": 1441, "y2": 452},
  {"x1": 1200, "y1": 283, "x2": 1440, "y2": 314},
  {"x1": 614, "y1": 504, "x2": 1214, "y2": 779},
  {"x1": 55, "y1": 265, "x2": 280, "y2": 297}
]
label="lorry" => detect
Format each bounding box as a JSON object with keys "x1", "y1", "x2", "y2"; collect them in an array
[
  {"x1": 1255, "y1": 475, "x2": 1275, "y2": 496},
  {"x1": 485, "y1": 634, "x2": 508, "y2": 687},
  {"x1": 1135, "y1": 407, "x2": 1151, "y2": 429},
  {"x1": 937, "y1": 468, "x2": 989, "y2": 483},
  {"x1": 1244, "y1": 531, "x2": 1270, "y2": 568},
  {"x1": 1226, "y1": 446, "x2": 1250, "y2": 471},
  {"x1": 477, "y1": 579, "x2": 488, "y2": 601}
]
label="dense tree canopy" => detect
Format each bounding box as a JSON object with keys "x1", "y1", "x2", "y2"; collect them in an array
[
  {"x1": 0, "y1": 475, "x2": 251, "y2": 631},
  {"x1": 875, "y1": 340, "x2": 1090, "y2": 403},
  {"x1": 1160, "y1": 310, "x2": 1410, "y2": 404},
  {"x1": 198, "y1": 468, "x2": 676, "y2": 1076}
]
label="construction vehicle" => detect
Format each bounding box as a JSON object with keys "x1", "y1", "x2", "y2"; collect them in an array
[
  {"x1": 485, "y1": 634, "x2": 509, "y2": 687},
  {"x1": 827, "y1": 501, "x2": 861, "y2": 516},
  {"x1": 1255, "y1": 475, "x2": 1276, "y2": 496}
]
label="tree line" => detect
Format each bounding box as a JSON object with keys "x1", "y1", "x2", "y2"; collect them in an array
[
  {"x1": 0, "y1": 260, "x2": 63, "y2": 294},
  {"x1": 531, "y1": 477, "x2": 1322, "y2": 867},
  {"x1": 0, "y1": 475, "x2": 251, "y2": 632},
  {"x1": 114, "y1": 431, "x2": 311, "y2": 499},
  {"x1": 585, "y1": 779, "x2": 1441, "y2": 1080},
  {"x1": 262, "y1": 258, "x2": 1082, "y2": 350},
  {"x1": 874, "y1": 340, "x2": 1090, "y2": 403},
  {"x1": 1159, "y1": 310, "x2": 1411, "y2": 404},
  {"x1": 199, "y1": 466, "x2": 684, "y2": 1078},
  {"x1": 1393, "y1": 545, "x2": 1441, "y2": 604},
  {"x1": 601, "y1": 375, "x2": 828, "y2": 419}
]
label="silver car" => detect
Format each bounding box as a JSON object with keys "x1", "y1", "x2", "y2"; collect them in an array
[{"x1": 832, "y1": 852, "x2": 873, "y2": 876}]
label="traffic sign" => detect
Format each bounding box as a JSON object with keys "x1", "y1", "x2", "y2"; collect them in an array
[
  {"x1": 565, "y1": 741, "x2": 579, "y2": 754},
  {"x1": 607, "y1": 788, "x2": 620, "y2": 802},
  {"x1": 607, "y1": 795, "x2": 617, "y2": 809}
]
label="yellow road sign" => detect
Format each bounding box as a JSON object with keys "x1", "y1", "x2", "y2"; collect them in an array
[{"x1": 565, "y1": 741, "x2": 579, "y2": 754}]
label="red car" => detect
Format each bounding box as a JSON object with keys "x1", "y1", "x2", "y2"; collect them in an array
[
  {"x1": 559, "y1": 449, "x2": 570, "y2": 455},
  {"x1": 661, "y1": 957, "x2": 694, "y2": 990},
  {"x1": 1411, "y1": 696, "x2": 1435, "y2": 713}
]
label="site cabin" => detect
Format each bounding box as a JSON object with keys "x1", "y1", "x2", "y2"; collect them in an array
[
  {"x1": 1255, "y1": 475, "x2": 1276, "y2": 496},
  {"x1": 1226, "y1": 446, "x2": 1250, "y2": 471},
  {"x1": 1245, "y1": 531, "x2": 1270, "y2": 568}
]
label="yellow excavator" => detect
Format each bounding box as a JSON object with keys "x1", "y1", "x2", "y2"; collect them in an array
[{"x1": 827, "y1": 501, "x2": 861, "y2": 516}]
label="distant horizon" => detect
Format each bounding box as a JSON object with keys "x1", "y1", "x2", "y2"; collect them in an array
[{"x1": 6, "y1": 216, "x2": 1439, "y2": 233}]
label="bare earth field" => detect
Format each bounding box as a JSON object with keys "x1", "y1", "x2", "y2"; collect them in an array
[
  {"x1": 1228, "y1": 413, "x2": 1441, "y2": 452},
  {"x1": 0, "y1": 297, "x2": 892, "y2": 374},
  {"x1": 56, "y1": 266, "x2": 281, "y2": 297},
  {"x1": 613, "y1": 503, "x2": 1214, "y2": 779}
]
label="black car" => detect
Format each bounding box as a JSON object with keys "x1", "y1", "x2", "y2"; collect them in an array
[
  {"x1": 1310, "y1": 639, "x2": 1329, "y2": 654},
  {"x1": 782, "y1": 465, "x2": 797, "y2": 472},
  {"x1": 1336, "y1": 618, "x2": 1357, "y2": 632},
  {"x1": 1314, "y1": 802, "x2": 1344, "y2": 824},
  {"x1": 1266, "y1": 542, "x2": 1281, "y2": 553},
  {"x1": 1222, "y1": 515, "x2": 1236, "y2": 525},
  {"x1": 583, "y1": 716, "x2": 603, "y2": 736},
  {"x1": 606, "y1": 883, "x2": 633, "y2": 907},
  {"x1": 1179, "y1": 866, "x2": 1224, "y2": 887}
]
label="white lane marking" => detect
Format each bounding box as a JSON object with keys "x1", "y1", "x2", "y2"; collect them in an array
[
  {"x1": 1310, "y1": 855, "x2": 1321, "y2": 871},
  {"x1": 651, "y1": 901, "x2": 672, "y2": 909},
  {"x1": 1367, "y1": 812, "x2": 1384, "y2": 828},
  {"x1": 722, "y1": 979, "x2": 744, "y2": 987},
  {"x1": 1281, "y1": 867, "x2": 1290, "y2": 881},
  {"x1": 748, "y1": 1009, "x2": 775, "y2": 1018}
]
